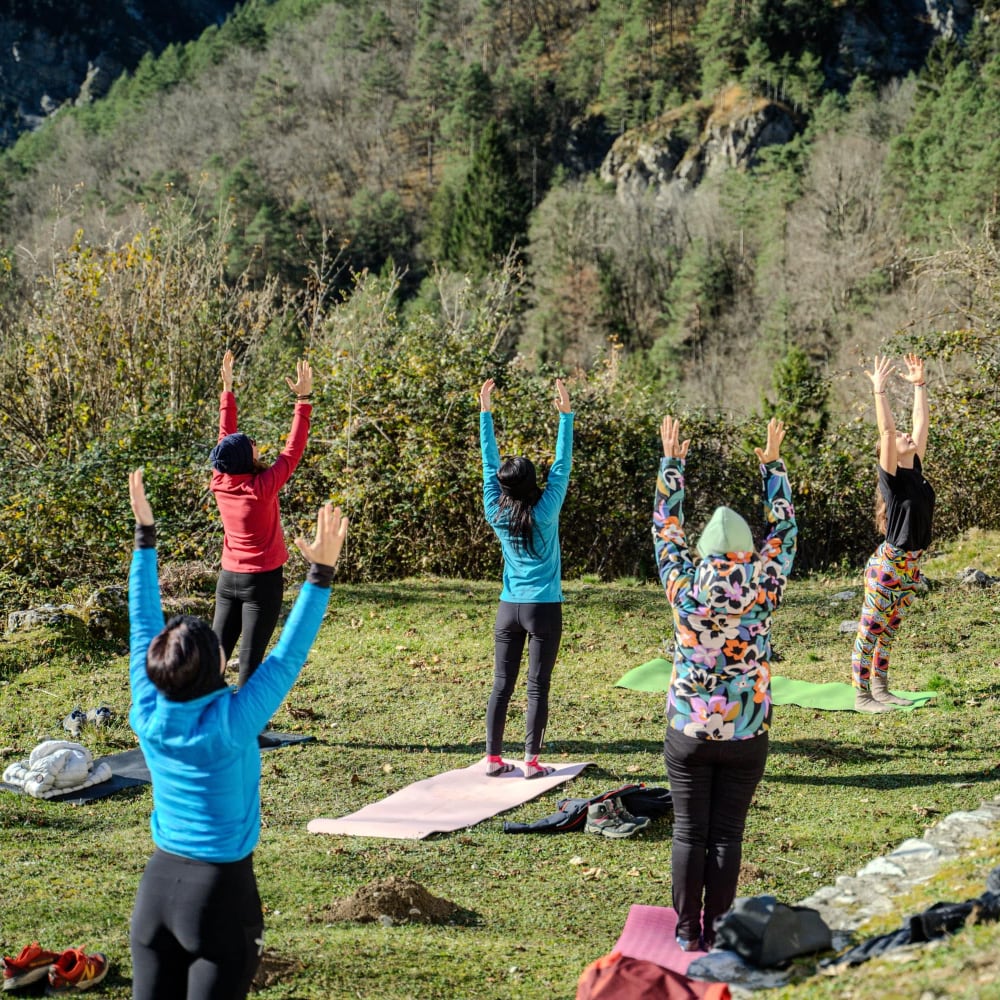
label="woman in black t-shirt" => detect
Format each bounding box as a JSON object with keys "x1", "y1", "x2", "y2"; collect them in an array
[{"x1": 852, "y1": 354, "x2": 935, "y2": 712}]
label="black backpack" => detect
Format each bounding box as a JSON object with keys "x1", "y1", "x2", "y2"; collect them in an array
[{"x1": 714, "y1": 895, "x2": 832, "y2": 967}]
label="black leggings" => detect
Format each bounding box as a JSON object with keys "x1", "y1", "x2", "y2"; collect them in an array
[
  {"x1": 212, "y1": 566, "x2": 284, "y2": 687},
  {"x1": 487, "y1": 601, "x2": 562, "y2": 759},
  {"x1": 130, "y1": 849, "x2": 263, "y2": 1000},
  {"x1": 664, "y1": 728, "x2": 769, "y2": 945}
]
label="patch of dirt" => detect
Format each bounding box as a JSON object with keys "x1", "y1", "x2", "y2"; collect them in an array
[
  {"x1": 252, "y1": 952, "x2": 302, "y2": 992},
  {"x1": 322, "y1": 875, "x2": 459, "y2": 924}
]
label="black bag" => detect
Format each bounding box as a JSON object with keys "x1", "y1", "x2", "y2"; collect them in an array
[{"x1": 714, "y1": 895, "x2": 832, "y2": 967}]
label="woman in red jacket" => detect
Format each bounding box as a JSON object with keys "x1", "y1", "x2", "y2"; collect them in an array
[{"x1": 210, "y1": 350, "x2": 313, "y2": 694}]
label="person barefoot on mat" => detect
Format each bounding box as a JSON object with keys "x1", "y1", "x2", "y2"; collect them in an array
[
  {"x1": 852, "y1": 354, "x2": 934, "y2": 712},
  {"x1": 653, "y1": 416, "x2": 796, "y2": 951},
  {"x1": 479, "y1": 377, "x2": 573, "y2": 779},
  {"x1": 127, "y1": 469, "x2": 347, "y2": 1000}
]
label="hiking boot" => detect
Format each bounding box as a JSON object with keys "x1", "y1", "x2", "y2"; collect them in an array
[
  {"x1": 855, "y1": 690, "x2": 892, "y2": 713},
  {"x1": 613, "y1": 796, "x2": 651, "y2": 831},
  {"x1": 61, "y1": 707, "x2": 87, "y2": 737},
  {"x1": 46, "y1": 949, "x2": 109, "y2": 993},
  {"x1": 3, "y1": 942, "x2": 60, "y2": 991},
  {"x1": 86, "y1": 706, "x2": 112, "y2": 728},
  {"x1": 872, "y1": 675, "x2": 913, "y2": 706},
  {"x1": 585, "y1": 799, "x2": 641, "y2": 838}
]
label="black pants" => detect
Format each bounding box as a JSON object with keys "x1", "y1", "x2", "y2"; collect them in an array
[
  {"x1": 212, "y1": 566, "x2": 284, "y2": 687},
  {"x1": 487, "y1": 601, "x2": 562, "y2": 759},
  {"x1": 664, "y1": 728, "x2": 769, "y2": 945},
  {"x1": 130, "y1": 849, "x2": 263, "y2": 1000}
]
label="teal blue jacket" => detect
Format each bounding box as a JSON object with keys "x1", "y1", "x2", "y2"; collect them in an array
[
  {"x1": 480, "y1": 410, "x2": 573, "y2": 604},
  {"x1": 129, "y1": 543, "x2": 330, "y2": 862}
]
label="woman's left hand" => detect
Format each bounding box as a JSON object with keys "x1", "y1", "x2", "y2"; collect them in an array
[
  {"x1": 901, "y1": 354, "x2": 925, "y2": 385},
  {"x1": 129, "y1": 469, "x2": 155, "y2": 526},
  {"x1": 660, "y1": 416, "x2": 690, "y2": 459}
]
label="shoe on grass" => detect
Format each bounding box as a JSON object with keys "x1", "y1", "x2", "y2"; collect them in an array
[
  {"x1": 85, "y1": 706, "x2": 112, "y2": 728},
  {"x1": 585, "y1": 799, "x2": 641, "y2": 838},
  {"x1": 46, "y1": 948, "x2": 109, "y2": 994},
  {"x1": 3, "y1": 941, "x2": 61, "y2": 991},
  {"x1": 61, "y1": 707, "x2": 87, "y2": 738},
  {"x1": 613, "y1": 796, "x2": 650, "y2": 831}
]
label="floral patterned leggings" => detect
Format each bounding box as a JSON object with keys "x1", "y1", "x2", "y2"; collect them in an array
[{"x1": 852, "y1": 542, "x2": 923, "y2": 689}]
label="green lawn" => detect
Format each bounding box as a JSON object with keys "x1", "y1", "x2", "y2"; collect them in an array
[{"x1": 2, "y1": 533, "x2": 1000, "y2": 998}]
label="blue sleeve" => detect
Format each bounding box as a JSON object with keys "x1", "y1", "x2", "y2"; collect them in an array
[
  {"x1": 652, "y1": 456, "x2": 694, "y2": 601},
  {"x1": 227, "y1": 581, "x2": 332, "y2": 738},
  {"x1": 481, "y1": 411, "x2": 502, "y2": 522},
  {"x1": 532, "y1": 412, "x2": 574, "y2": 526},
  {"x1": 128, "y1": 548, "x2": 166, "y2": 721},
  {"x1": 756, "y1": 459, "x2": 797, "y2": 611}
]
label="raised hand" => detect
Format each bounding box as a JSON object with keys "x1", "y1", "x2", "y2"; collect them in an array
[
  {"x1": 221, "y1": 349, "x2": 234, "y2": 393},
  {"x1": 479, "y1": 378, "x2": 495, "y2": 412},
  {"x1": 294, "y1": 503, "x2": 348, "y2": 569},
  {"x1": 864, "y1": 355, "x2": 895, "y2": 394},
  {"x1": 901, "y1": 354, "x2": 925, "y2": 385},
  {"x1": 660, "y1": 415, "x2": 691, "y2": 460},
  {"x1": 129, "y1": 469, "x2": 154, "y2": 526},
  {"x1": 754, "y1": 417, "x2": 787, "y2": 464},
  {"x1": 554, "y1": 378, "x2": 571, "y2": 414},
  {"x1": 286, "y1": 359, "x2": 313, "y2": 397}
]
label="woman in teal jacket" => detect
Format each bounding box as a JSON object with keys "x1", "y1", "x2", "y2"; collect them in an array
[
  {"x1": 479, "y1": 377, "x2": 573, "y2": 779},
  {"x1": 127, "y1": 469, "x2": 347, "y2": 1000}
]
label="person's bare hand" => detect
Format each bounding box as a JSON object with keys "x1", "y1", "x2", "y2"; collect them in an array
[
  {"x1": 287, "y1": 359, "x2": 313, "y2": 396},
  {"x1": 221, "y1": 349, "x2": 234, "y2": 393},
  {"x1": 554, "y1": 378, "x2": 571, "y2": 414},
  {"x1": 129, "y1": 469, "x2": 154, "y2": 526},
  {"x1": 754, "y1": 418, "x2": 786, "y2": 463},
  {"x1": 660, "y1": 416, "x2": 690, "y2": 459},
  {"x1": 479, "y1": 378, "x2": 495, "y2": 412},
  {"x1": 294, "y1": 503, "x2": 348, "y2": 568},
  {"x1": 901, "y1": 354, "x2": 925, "y2": 386},
  {"x1": 864, "y1": 355, "x2": 895, "y2": 394}
]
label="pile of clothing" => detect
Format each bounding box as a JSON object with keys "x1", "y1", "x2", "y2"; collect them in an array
[{"x1": 2, "y1": 740, "x2": 112, "y2": 799}]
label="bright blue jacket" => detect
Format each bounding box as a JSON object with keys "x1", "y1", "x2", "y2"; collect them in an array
[
  {"x1": 128, "y1": 545, "x2": 330, "y2": 862},
  {"x1": 480, "y1": 410, "x2": 573, "y2": 604}
]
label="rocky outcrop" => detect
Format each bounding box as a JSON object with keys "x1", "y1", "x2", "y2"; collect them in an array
[
  {"x1": 0, "y1": 1, "x2": 240, "y2": 147},
  {"x1": 600, "y1": 88, "x2": 798, "y2": 204}
]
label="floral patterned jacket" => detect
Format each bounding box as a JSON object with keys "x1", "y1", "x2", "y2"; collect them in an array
[{"x1": 652, "y1": 456, "x2": 796, "y2": 741}]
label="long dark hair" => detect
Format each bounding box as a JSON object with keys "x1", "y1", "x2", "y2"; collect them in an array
[
  {"x1": 146, "y1": 615, "x2": 227, "y2": 702},
  {"x1": 874, "y1": 441, "x2": 887, "y2": 535},
  {"x1": 497, "y1": 456, "x2": 543, "y2": 556}
]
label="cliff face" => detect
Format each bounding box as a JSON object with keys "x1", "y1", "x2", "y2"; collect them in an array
[{"x1": 0, "y1": 1, "x2": 239, "y2": 146}]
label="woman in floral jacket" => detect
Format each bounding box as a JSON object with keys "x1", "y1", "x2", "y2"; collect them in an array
[{"x1": 652, "y1": 415, "x2": 796, "y2": 951}]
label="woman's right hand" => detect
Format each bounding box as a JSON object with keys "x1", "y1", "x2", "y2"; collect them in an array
[
  {"x1": 754, "y1": 417, "x2": 786, "y2": 464},
  {"x1": 295, "y1": 503, "x2": 349, "y2": 569},
  {"x1": 660, "y1": 415, "x2": 690, "y2": 460},
  {"x1": 864, "y1": 354, "x2": 895, "y2": 395},
  {"x1": 554, "y1": 378, "x2": 571, "y2": 414},
  {"x1": 287, "y1": 359, "x2": 313, "y2": 396},
  {"x1": 221, "y1": 349, "x2": 234, "y2": 393},
  {"x1": 479, "y1": 378, "x2": 495, "y2": 412}
]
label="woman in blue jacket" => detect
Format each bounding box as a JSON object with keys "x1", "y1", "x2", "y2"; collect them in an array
[
  {"x1": 653, "y1": 416, "x2": 796, "y2": 951},
  {"x1": 479, "y1": 377, "x2": 573, "y2": 779},
  {"x1": 127, "y1": 469, "x2": 347, "y2": 1000}
]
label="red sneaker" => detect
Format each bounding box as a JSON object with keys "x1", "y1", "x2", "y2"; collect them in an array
[
  {"x1": 2, "y1": 941, "x2": 60, "y2": 990},
  {"x1": 46, "y1": 949, "x2": 109, "y2": 993}
]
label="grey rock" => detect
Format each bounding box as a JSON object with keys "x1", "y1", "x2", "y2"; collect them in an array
[
  {"x1": 956, "y1": 567, "x2": 999, "y2": 587},
  {"x1": 839, "y1": 620, "x2": 859, "y2": 633},
  {"x1": 831, "y1": 590, "x2": 856, "y2": 602}
]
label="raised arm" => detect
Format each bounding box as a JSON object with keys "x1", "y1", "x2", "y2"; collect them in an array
[
  {"x1": 254, "y1": 359, "x2": 313, "y2": 493},
  {"x1": 902, "y1": 353, "x2": 928, "y2": 461},
  {"x1": 127, "y1": 469, "x2": 166, "y2": 711},
  {"x1": 480, "y1": 379, "x2": 502, "y2": 519},
  {"x1": 534, "y1": 379, "x2": 574, "y2": 524},
  {"x1": 753, "y1": 419, "x2": 797, "y2": 611},
  {"x1": 652, "y1": 416, "x2": 694, "y2": 600},
  {"x1": 219, "y1": 349, "x2": 238, "y2": 440},
  {"x1": 865, "y1": 355, "x2": 897, "y2": 474}
]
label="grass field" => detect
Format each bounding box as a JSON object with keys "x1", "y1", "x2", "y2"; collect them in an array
[{"x1": 2, "y1": 532, "x2": 1000, "y2": 998}]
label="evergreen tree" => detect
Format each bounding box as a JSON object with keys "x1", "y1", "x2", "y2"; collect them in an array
[{"x1": 445, "y1": 121, "x2": 529, "y2": 276}]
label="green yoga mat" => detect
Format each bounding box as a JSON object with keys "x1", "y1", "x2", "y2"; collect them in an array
[{"x1": 615, "y1": 658, "x2": 936, "y2": 712}]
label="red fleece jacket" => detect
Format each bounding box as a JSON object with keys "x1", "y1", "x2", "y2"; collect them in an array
[{"x1": 210, "y1": 390, "x2": 312, "y2": 573}]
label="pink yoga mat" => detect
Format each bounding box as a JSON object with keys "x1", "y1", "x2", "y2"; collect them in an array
[
  {"x1": 307, "y1": 759, "x2": 591, "y2": 839},
  {"x1": 614, "y1": 905, "x2": 708, "y2": 974}
]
